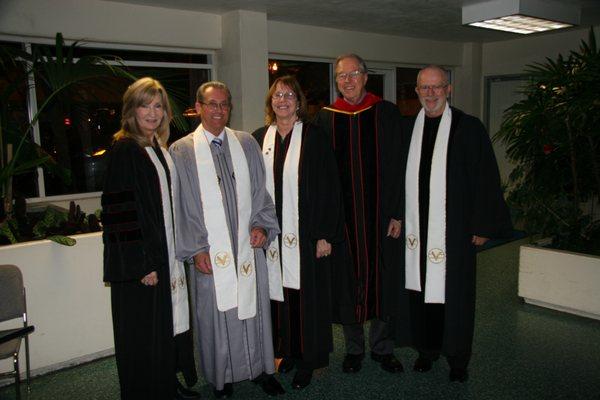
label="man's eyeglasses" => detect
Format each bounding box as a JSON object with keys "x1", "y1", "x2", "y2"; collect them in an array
[
  {"x1": 336, "y1": 70, "x2": 364, "y2": 82},
  {"x1": 416, "y1": 84, "x2": 448, "y2": 93},
  {"x1": 272, "y1": 91, "x2": 297, "y2": 100},
  {"x1": 200, "y1": 101, "x2": 231, "y2": 111}
]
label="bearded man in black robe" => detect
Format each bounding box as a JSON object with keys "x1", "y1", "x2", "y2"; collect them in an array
[
  {"x1": 313, "y1": 53, "x2": 405, "y2": 374},
  {"x1": 399, "y1": 65, "x2": 512, "y2": 383}
]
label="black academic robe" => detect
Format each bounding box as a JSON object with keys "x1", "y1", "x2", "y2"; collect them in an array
[
  {"x1": 313, "y1": 98, "x2": 404, "y2": 324},
  {"x1": 252, "y1": 122, "x2": 344, "y2": 370},
  {"x1": 102, "y1": 138, "x2": 195, "y2": 399},
  {"x1": 398, "y1": 107, "x2": 513, "y2": 360}
]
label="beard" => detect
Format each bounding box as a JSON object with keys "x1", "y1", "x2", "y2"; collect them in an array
[{"x1": 419, "y1": 96, "x2": 446, "y2": 116}]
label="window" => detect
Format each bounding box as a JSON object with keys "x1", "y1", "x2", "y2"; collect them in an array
[
  {"x1": 1, "y1": 40, "x2": 213, "y2": 199},
  {"x1": 0, "y1": 41, "x2": 39, "y2": 199},
  {"x1": 396, "y1": 67, "x2": 421, "y2": 116}
]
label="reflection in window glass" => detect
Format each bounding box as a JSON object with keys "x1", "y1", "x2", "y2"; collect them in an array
[
  {"x1": 268, "y1": 59, "x2": 330, "y2": 119},
  {"x1": 0, "y1": 41, "x2": 38, "y2": 199},
  {"x1": 31, "y1": 44, "x2": 209, "y2": 65},
  {"x1": 37, "y1": 66, "x2": 209, "y2": 196},
  {"x1": 0, "y1": 43, "x2": 210, "y2": 197},
  {"x1": 366, "y1": 74, "x2": 384, "y2": 99},
  {"x1": 396, "y1": 67, "x2": 421, "y2": 116}
]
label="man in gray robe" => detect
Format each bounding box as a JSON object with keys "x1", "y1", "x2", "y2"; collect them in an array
[{"x1": 170, "y1": 81, "x2": 285, "y2": 398}]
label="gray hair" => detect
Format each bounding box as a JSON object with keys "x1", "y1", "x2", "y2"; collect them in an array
[
  {"x1": 416, "y1": 65, "x2": 450, "y2": 86},
  {"x1": 335, "y1": 53, "x2": 368, "y2": 74}
]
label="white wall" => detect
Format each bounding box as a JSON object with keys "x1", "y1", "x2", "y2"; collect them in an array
[
  {"x1": 0, "y1": 0, "x2": 481, "y2": 130},
  {"x1": 267, "y1": 21, "x2": 463, "y2": 66},
  {"x1": 267, "y1": 20, "x2": 475, "y2": 118},
  {"x1": 481, "y1": 26, "x2": 600, "y2": 184},
  {"x1": 4, "y1": 1, "x2": 593, "y2": 122},
  {"x1": 27, "y1": 195, "x2": 102, "y2": 216},
  {"x1": 482, "y1": 26, "x2": 600, "y2": 77},
  {"x1": 0, "y1": 233, "x2": 112, "y2": 377},
  {"x1": 0, "y1": 0, "x2": 221, "y2": 49},
  {"x1": 219, "y1": 10, "x2": 269, "y2": 132},
  {"x1": 453, "y1": 42, "x2": 483, "y2": 118}
]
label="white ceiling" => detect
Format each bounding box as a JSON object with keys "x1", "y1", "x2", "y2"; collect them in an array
[{"x1": 106, "y1": 0, "x2": 600, "y2": 42}]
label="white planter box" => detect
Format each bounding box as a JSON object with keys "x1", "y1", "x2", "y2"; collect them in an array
[
  {"x1": 519, "y1": 243, "x2": 600, "y2": 320},
  {"x1": 0, "y1": 232, "x2": 113, "y2": 378}
]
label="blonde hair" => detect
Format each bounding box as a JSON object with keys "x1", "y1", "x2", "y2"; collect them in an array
[
  {"x1": 264, "y1": 75, "x2": 307, "y2": 126},
  {"x1": 113, "y1": 77, "x2": 172, "y2": 147}
]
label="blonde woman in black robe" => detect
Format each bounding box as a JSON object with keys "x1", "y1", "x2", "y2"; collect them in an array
[{"x1": 102, "y1": 77, "x2": 198, "y2": 399}]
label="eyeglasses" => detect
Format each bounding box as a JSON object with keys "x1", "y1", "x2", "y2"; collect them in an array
[
  {"x1": 416, "y1": 84, "x2": 448, "y2": 93},
  {"x1": 200, "y1": 101, "x2": 231, "y2": 111},
  {"x1": 272, "y1": 91, "x2": 296, "y2": 100},
  {"x1": 336, "y1": 70, "x2": 364, "y2": 81}
]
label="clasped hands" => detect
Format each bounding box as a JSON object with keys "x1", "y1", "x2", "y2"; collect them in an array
[{"x1": 194, "y1": 227, "x2": 267, "y2": 274}]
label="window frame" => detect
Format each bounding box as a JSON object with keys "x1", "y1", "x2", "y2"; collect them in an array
[{"x1": 1, "y1": 35, "x2": 215, "y2": 203}]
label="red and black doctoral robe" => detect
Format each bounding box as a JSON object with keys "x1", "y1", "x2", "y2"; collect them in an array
[
  {"x1": 252, "y1": 122, "x2": 344, "y2": 370},
  {"x1": 313, "y1": 93, "x2": 405, "y2": 325}
]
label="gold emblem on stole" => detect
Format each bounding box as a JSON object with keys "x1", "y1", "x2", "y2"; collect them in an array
[
  {"x1": 283, "y1": 233, "x2": 298, "y2": 248},
  {"x1": 428, "y1": 248, "x2": 446, "y2": 264},
  {"x1": 171, "y1": 276, "x2": 186, "y2": 291},
  {"x1": 214, "y1": 251, "x2": 231, "y2": 268},
  {"x1": 240, "y1": 261, "x2": 253, "y2": 277},
  {"x1": 406, "y1": 234, "x2": 419, "y2": 250},
  {"x1": 267, "y1": 247, "x2": 279, "y2": 262}
]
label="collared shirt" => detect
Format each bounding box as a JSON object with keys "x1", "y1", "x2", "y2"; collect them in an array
[{"x1": 203, "y1": 128, "x2": 225, "y2": 144}]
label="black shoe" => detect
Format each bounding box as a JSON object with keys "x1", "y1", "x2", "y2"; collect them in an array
[
  {"x1": 342, "y1": 353, "x2": 364, "y2": 373},
  {"x1": 278, "y1": 358, "x2": 295, "y2": 373},
  {"x1": 213, "y1": 383, "x2": 233, "y2": 399},
  {"x1": 449, "y1": 368, "x2": 469, "y2": 382},
  {"x1": 371, "y1": 353, "x2": 404, "y2": 373},
  {"x1": 413, "y1": 357, "x2": 433, "y2": 373},
  {"x1": 291, "y1": 369, "x2": 313, "y2": 390},
  {"x1": 254, "y1": 374, "x2": 285, "y2": 396},
  {"x1": 175, "y1": 378, "x2": 201, "y2": 399}
]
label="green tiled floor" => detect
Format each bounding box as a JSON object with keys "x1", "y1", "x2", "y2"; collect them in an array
[{"x1": 2, "y1": 239, "x2": 599, "y2": 399}]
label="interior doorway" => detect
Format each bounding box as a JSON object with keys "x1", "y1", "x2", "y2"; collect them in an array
[{"x1": 485, "y1": 75, "x2": 528, "y2": 185}]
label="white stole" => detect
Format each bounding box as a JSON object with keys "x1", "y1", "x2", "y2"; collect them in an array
[
  {"x1": 192, "y1": 125, "x2": 256, "y2": 320},
  {"x1": 405, "y1": 103, "x2": 451, "y2": 304},
  {"x1": 144, "y1": 145, "x2": 189, "y2": 335},
  {"x1": 261, "y1": 122, "x2": 302, "y2": 301}
]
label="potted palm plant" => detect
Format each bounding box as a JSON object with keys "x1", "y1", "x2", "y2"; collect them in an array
[
  {"x1": 495, "y1": 28, "x2": 600, "y2": 319},
  {"x1": 0, "y1": 33, "x2": 136, "y2": 232}
]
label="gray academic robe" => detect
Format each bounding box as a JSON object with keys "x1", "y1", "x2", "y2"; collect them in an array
[{"x1": 169, "y1": 129, "x2": 279, "y2": 391}]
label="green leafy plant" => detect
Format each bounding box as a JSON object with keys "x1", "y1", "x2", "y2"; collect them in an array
[
  {"x1": 1, "y1": 33, "x2": 193, "y2": 246},
  {"x1": 495, "y1": 28, "x2": 600, "y2": 255},
  {"x1": 0, "y1": 199, "x2": 100, "y2": 246},
  {"x1": 0, "y1": 33, "x2": 136, "y2": 216}
]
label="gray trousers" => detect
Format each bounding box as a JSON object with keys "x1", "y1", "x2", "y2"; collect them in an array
[{"x1": 342, "y1": 318, "x2": 393, "y2": 356}]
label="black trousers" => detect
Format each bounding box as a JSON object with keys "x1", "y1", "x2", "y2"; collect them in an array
[
  {"x1": 342, "y1": 318, "x2": 393, "y2": 356},
  {"x1": 408, "y1": 290, "x2": 470, "y2": 370}
]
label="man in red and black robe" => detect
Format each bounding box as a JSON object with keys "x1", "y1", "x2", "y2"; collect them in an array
[{"x1": 313, "y1": 53, "x2": 406, "y2": 374}]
